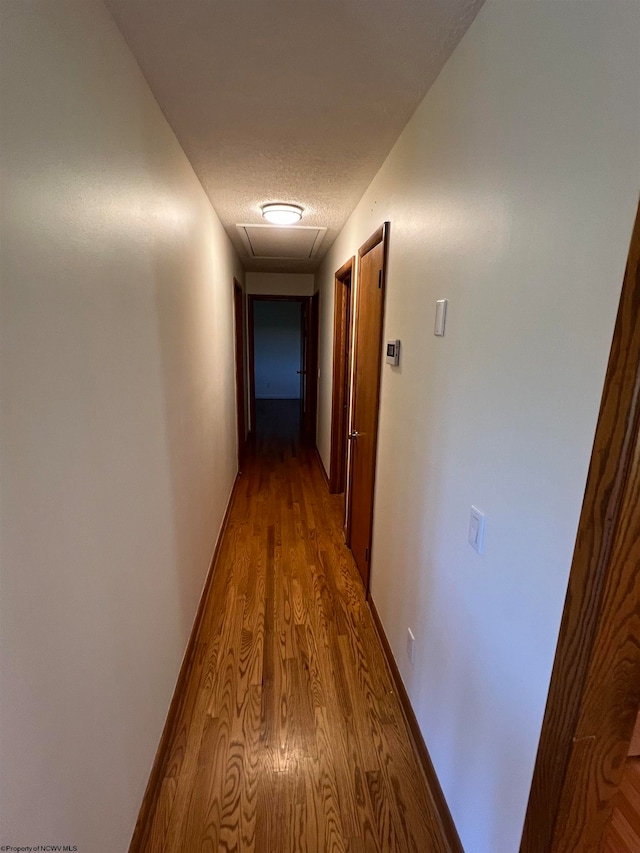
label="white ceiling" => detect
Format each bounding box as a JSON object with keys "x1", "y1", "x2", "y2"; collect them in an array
[{"x1": 105, "y1": 0, "x2": 483, "y2": 272}]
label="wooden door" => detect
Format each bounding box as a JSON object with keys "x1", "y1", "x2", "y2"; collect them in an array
[
  {"x1": 330, "y1": 259, "x2": 354, "y2": 495},
  {"x1": 347, "y1": 224, "x2": 389, "y2": 590},
  {"x1": 629, "y1": 711, "x2": 640, "y2": 757},
  {"x1": 233, "y1": 280, "x2": 246, "y2": 465},
  {"x1": 520, "y1": 200, "x2": 640, "y2": 852}
]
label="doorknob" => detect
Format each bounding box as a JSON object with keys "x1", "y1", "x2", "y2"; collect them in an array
[{"x1": 348, "y1": 430, "x2": 360, "y2": 440}]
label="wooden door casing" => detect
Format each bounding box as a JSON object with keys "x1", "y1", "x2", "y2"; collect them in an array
[
  {"x1": 521, "y1": 200, "x2": 640, "y2": 852},
  {"x1": 330, "y1": 258, "x2": 354, "y2": 495}
]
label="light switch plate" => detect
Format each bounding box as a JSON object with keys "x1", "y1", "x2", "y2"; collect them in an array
[
  {"x1": 434, "y1": 299, "x2": 448, "y2": 336},
  {"x1": 469, "y1": 505, "x2": 486, "y2": 554}
]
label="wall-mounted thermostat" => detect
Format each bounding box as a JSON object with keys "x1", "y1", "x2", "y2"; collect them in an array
[{"x1": 386, "y1": 340, "x2": 401, "y2": 366}]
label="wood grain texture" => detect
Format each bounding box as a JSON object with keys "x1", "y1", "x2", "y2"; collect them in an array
[
  {"x1": 521, "y1": 199, "x2": 640, "y2": 852},
  {"x1": 602, "y1": 758, "x2": 640, "y2": 852},
  {"x1": 131, "y1": 400, "x2": 454, "y2": 852},
  {"x1": 129, "y1": 475, "x2": 240, "y2": 852},
  {"x1": 628, "y1": 711, "x2": 640, "y2": 756},
  {"x1": 347, "y1": 223, "x2": 389, "y2": 590},
  {"x1": 368, "y1": 596, "x2": 464, "y2": 853}
]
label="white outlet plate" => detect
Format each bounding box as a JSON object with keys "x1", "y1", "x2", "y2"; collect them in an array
[{"x1": 407, "y1": 628, "x2": 416, "y2": 665}]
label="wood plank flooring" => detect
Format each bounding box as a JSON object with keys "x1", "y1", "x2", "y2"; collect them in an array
[
  {"x1": 602, "y1": 758, "x2": 640, "y2": 852},
  {"x1": 137, "y1": 400, "x2": 448, "y2": 852}
]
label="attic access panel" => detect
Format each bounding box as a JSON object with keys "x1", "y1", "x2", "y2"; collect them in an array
[{"x1": 237, "y1": 223, "x2": 327, "y2": 259}]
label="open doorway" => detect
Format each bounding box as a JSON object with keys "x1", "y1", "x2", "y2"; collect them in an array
[
  {"x1": 248, "y1": 294, "x2": 319, "y2": 446},
  {"x1": 329, "y1": 257, "x2": 354, "y2": 504},
  {"x1": 232, "y1": 279, "x2": 246, "y2": 467}
]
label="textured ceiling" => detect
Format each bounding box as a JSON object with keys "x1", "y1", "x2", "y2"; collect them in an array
[
  {"x1": 237, "y1": 224, "x2": 327, "y2": 260},
  {"x1": 105, "y1": 0, "x2": 483, "y2": 272}
]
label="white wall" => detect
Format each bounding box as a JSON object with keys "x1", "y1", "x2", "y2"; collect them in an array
[
  {"x1": 316, "y1": 2, "x2": 640, "y2": 851},
  {"x1": 254, "y1": 301, "x2": 302, "y2": 399},
  {"x1": 246, "y1": 271, "x2": 315, "y2": 296},
  {"x1": 0, "y1": 2, "x2": 243, "y2": 850}
]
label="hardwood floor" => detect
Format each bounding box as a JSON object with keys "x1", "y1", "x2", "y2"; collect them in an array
[
  {"x1": 136, "y1": 401, "x2": 448, "y2": 852},
  {"x1": 602, "y1": 758, "x2": 640, "y2": 852}
]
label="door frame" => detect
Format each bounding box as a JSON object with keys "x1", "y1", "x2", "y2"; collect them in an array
[
  {"x1": 329, "y1": 257, "x2": 355, "y2": 494},
  {"x1": 247, "y1": 294, "x2": 317, "y2": 441},
  {"x1": 345, "y1": 223, "x2": 390, "y2": 593},
  {"x1": 232, "y1": 279, "x2": 247, "y2": 466},
  {"x1": 520, "y1": 200, "x2": 640, "y2": 851}
]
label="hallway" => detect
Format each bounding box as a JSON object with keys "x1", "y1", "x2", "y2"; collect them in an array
[
  {"x1": 136, "y1": 405, "x2": 446, "y2": 852},
  {"x1": 4, "y1": 3, "x2": 640, "y2": 851}
]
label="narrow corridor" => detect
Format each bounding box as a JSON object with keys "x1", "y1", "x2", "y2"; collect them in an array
[{"x1": 136, "y1": 402, "x2": 447, "y2": 851}]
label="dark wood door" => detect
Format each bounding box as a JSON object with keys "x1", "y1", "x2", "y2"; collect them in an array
[
  {"x1": 347, "y1": 224, "x2": 389, "y2": 590},
  {"x1": 233, "y1": 280, "x2": 246, "y2": 465}
]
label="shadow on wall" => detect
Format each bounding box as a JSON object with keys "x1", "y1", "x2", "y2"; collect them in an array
[
  {"x1": 0, "y1": 4, "x2": 241, "y2": 850},
  {"x1": 141, "y1": 85, "x2": 240, "y2": 640}
]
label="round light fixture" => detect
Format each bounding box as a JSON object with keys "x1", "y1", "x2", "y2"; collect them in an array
[{"x1": 261, "y1": 203, "x2": 303, "y2": 225}]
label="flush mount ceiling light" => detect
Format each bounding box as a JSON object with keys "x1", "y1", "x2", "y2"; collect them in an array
[{"x1": 261, "y1": 202, "x2": 303, "y2": 225}]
